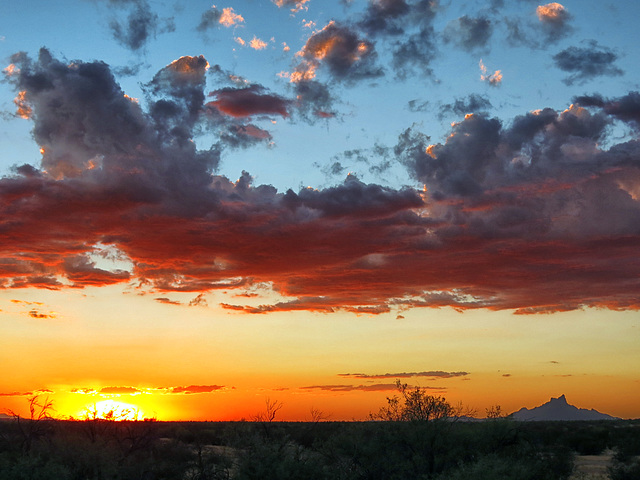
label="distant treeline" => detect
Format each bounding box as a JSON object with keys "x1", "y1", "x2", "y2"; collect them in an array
[{"x1": 1, "y1": 389, "x2": 639, "y2": 479}]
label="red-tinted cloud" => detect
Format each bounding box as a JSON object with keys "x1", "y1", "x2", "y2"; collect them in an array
[
  {"x1": 2, "y1": 50, "x2": 640, "y2": 315},
  {"x1": 100, "y1": 386, "x2": 141, "y2": 394},
  {"x1": 165, "y1": 385, "x2": 225, "y2": 394},
  {"x1": 207, "y1": 86, "x2": 290, "y2": 118}
]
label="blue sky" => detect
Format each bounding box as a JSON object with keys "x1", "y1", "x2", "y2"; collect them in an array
[{"x1": 2, "y1": 1, "x2": 638, "y2": 190}]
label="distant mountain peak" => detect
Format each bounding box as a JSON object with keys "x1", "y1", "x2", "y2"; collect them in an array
[{"x1": 511, "y1": 394, "x2": 618, "y2": 421}]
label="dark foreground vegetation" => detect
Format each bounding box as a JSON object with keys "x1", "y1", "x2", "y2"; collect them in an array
[{"x1": 1, "y1": 391, "x2": 638, "y2": 479}]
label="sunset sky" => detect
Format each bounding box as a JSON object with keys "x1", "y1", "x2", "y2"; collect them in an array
[{"x1": 0, "y1": 0, "x2": 639, "y2": 421}]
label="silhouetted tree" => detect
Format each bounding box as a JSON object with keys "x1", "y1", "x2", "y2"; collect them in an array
[{"x1": 371, "y1": 380, "x2": 455, "y2": 422}]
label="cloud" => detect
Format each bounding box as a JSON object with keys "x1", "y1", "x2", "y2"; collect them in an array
[
  {"x1": 504, "y1": 2, "x2": 572, "y2": 48},
  {"x1": 219, "y1": 7, "x2": 244, "y2": 27},
  {"x1": 196, "y1": 6, "x2": 222, "y2": 32},
  {"x1": 300, "y1": 384, "x2": 402, "y2": 392},
  {"x1": 70, "y1": 388, "x2": 99, "y2": 394},
  {"x1": 207, "y1": 85, "x2": 290, "y2": 118},
  {"x1": 292, "y1": 79, "x2": 336, "y2": 120},
  {"x1": 338, "y1": 371, "x2": 469, "y2": 379},
  {"x1": 155, "y1": 297, "x2": 182, "y2": 305},
  {"x1": 479, "y1": 59, "x2": 502, "y2": 86},
  {"x1": 357, "y1": 0, "x2": 439, "y2": 79},
  {"x1": 249, "y1": 36, "x2": 268, "y2": 50},
  {"x1": 100, "y1": 386, "x2": 141, "y2": 394},
  {"x1": 103, "y1": 0, "x2": 174, "y2": 51},
  {"x1": 3, "y1": 49, "x2": 640, "y2": 315},
  {"x1": 273, "y1": 0, "x2": 310, "y2": 13},
  {"x1": 408, "y1": 99, "x2": 429, "y2": 113},
  {"x1": 536, "y1": 3, "x2": 572, "y2": 41},
  {"x1": 573, "y1": 91, "x2": 640, "y2": 130},
  {"x1": 443, "y1": 15, "x2": 493, "y2": 53},
  {"x1": 165, "y1": 385, "x2": 225, "y2": 394},
  {"x1": 553, "y1": 41, "x2": 623, "y2": 85},
  {"x1": 189, "y1": 293, "x2": 208, "y2": 307},
  {"x1": 69, "y1": 385, "x2": 226, "y2": 395},
  {"x1": 358, "y1": 0, "x2": 412, "y2": 37},
  {"x1": 439, "y1": 94, "x2": 492, "y2": 118},
  {"x1": 0, "y1": 389, "x2": 53, "y2": 397},
  {"x1": 291, "y1": 21, "x2": 383, "y2": 83},
  {"x1": 28, "y1": 309, "x2": 56, "y2": 319},
  {"x1": 300, "y1": 383, "x2": 447, "y2": 392}
]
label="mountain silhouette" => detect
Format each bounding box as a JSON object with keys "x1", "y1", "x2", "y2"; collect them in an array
[{"x1": 511, "y1": 395, "x2": 618, "y2": 421}]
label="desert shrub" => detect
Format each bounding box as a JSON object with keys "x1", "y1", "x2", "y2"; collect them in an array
[
  {"x1": 234, "y1": 433, "x2": 330, "y2": 480},
  {"x1": 566, "y1": 425, "x2": 610, "y2": 455},
  {"x1": 0, "y1": 452, "x2": 72, "y2": 480},
  {"x1": 609, "y1": 456, "x2": 640, "y2": 480}
]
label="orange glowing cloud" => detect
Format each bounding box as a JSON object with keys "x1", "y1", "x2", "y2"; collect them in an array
[
  {"x1": 479, "y1": 59, "x2": 502, "y2": 86},
  {"x1": 537, "y1": 3, "x2": 567, "y2": 23},
  {"x1": 287, "y1": 21, "x2": 379, "y2": 83},
  {"x1": 249, "y1": 36, "x2": 268, "y2": 50},
  {"x1": 14, "y1": 90, "x2": 31, "y2": 119},
  {"x1": 219, "y1": 7, "x2": 244, "y2": 27},
  {"x1": 3, "y1": 63, "x2": 19, "y2": 76},
  {"x1": 165, "y1": 55, "x2": 210, "y2": 76},
  {"x1": 273, "y1": 0, "x2": 310, "y2": 13}
]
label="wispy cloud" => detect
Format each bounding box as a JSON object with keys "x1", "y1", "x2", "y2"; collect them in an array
[
  {"x1": 338, "y1": 371, "x2": 469, "y2": 379},
  {"x1": 300, "y1": 383, "x2": 446, "y2": 392},
  {"x1": 553, "y1": 41, "x2": 623, "y2": 85}
]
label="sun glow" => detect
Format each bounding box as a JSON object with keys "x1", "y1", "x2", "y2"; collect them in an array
[{"x1": 79, "y1": 400, "x2": 145, "y2": 421}]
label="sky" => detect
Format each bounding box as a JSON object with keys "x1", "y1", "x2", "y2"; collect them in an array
[{"x1": 0, "y1": 0, "x2": 639, "y2": 421}]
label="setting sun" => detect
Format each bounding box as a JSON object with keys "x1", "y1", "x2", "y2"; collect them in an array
[{"x1": 78, "y1": 400, "x2": 145, "y2": 421}]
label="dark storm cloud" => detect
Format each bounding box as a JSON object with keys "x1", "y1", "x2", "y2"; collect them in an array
[
  {"x1": 442, "y1": 15, "x2": 493, "y2": 53},
  {"x1": 553, "y1": 41, "x2": 623, "y2": 85},
  {"x1": 3, "y1": 49, "x2": 640, "y2": 315},
  {"x1": 439, "y1": 93, "x2": 492, "y2": 118}
]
